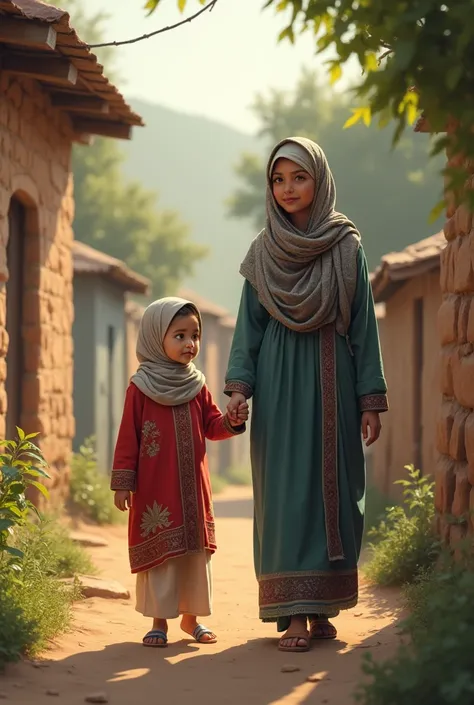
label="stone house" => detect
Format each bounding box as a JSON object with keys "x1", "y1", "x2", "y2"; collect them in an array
[
  {"x1": 125, "y1": 291, "x2": 250, "y2": 478},
  {"x1": 415, "y1": 117, "x2": 474, "y2": 547},
  {"x1": 72, "y1": 242, "x2": 149, "y2": 472},
  {"x1": 0, "y1": 0, "x2": 142, "y2": 499},
  {"x1": 370, "y1": 233, "x2": 446, "y2": 498}
]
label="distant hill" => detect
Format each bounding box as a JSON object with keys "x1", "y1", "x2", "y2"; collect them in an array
[
  {"x1": 122, "y1": 99, "x2": 444, "y2": 314},
  {"x1": 121, "y1": 100, "x2": 260, "y2": 313}
]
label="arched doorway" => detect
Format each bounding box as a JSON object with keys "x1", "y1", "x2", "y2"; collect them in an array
[{"x1": 6, "y1": 197, "x2": 26, "y2": 439}]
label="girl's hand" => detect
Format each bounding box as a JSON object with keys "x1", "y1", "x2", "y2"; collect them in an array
[
  {"x1": 227, "y1": 402, "x2": 249, "y2": 427},
  {"x1": 362, "y1": 411, "x2": 381, "y2": 447},
  {"x1": 227, "y1": 392, "x2": 246, "y2": 423},
  {"x1": 114, "y1": 490, "x2": 131, "y2": 511}
]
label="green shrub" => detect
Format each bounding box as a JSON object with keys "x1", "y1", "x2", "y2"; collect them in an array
[
  {"x1": 0, "y1": 573, "x2": 38, "y2": 668},
  {"x1": 70, "y1": 438, "x2": 125, "y2": 525},
  {"x1": 15, "y1": 517, "x2": 95, "y2": 579},
  {"x1": 223, "y1": 464, "x2": 251, "y2": 486},
  {"x1": 364, "y1": 464, "x2": 440, "y2": 586},
  {"x1": 0, "y1": 429, "x2": 50, "y2": 571},
  {"x1": 357, "y1": 555, "x2": 474, "y2": 705}
]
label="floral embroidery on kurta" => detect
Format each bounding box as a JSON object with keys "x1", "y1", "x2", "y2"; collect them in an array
[
  {"x1": 140, "y1": 501, "x2": 173, "y2": 538},
  {"x1": 141, "y1": 420, "x2": 160, "y2": 457},
  {"x1": 111, "y1": 383, "x2": 245, "y2": 573}
]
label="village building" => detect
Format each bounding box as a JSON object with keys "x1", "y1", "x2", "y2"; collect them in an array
[
  {"x1": 0, "y1": 0, "x2": 143, "y2": 499},
  {"x1": 72, "y1": 242, "x2": 149, "y2": 473},
  {"x1": 371, "y1": 233, "x2": 445, "y2": 498}
]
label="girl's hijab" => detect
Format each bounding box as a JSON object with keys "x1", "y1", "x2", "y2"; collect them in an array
[
  {"x1": 240, "y1": 136, "x2": 361, "y2": 336},
  {"x1": 131, "y1": 297, "x2": 205, "y2": 406}
]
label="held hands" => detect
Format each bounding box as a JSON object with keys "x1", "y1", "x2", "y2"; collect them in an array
[
  {"x1": 227, "y1": 392, "x2": 249, "y2": 427},
  {"x1": 362, "y1": 411, "x2": 381, "y2": 447},
  {"x1": 114, "y1": 490, "x2": 131, "y2": 511}
]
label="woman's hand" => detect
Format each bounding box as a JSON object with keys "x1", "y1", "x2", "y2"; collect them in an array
[
  {"x1": 227, "y1": 392, "x2": 246, "y2": 423},
  {"x1": 114, "y1": 490, "x2": 131, "y2": 511},
  {"x1": 362, "y1": 411, "x2": 381, "y2": 447}
]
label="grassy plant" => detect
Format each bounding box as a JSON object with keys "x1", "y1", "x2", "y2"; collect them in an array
[
  {"x1": 15, "y1": 517, "x2": 95, "y2": 578},
  {"x1": 363, "y1": 482, "x2": 393, "y2": 544},
  {"x1": 364, "y1": 464, "x2": 440, "y2": 586},
  {"x1": 223, "y1": 464, "x2": 251, "y2": 486},
  {"x1": 357, "y1": 552, "x2": 474, "y2": 705},
  {"x1": 0, "y1": 573, "x2": 38, "y2": 668},
  {"x1": 70, "y1": 437, "x2": 125, "y2": 525}
]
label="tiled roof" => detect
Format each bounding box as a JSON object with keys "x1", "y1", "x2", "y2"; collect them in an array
[
  {"x1": 0, "y1": 0, "x2": 143, "y2": 137},
  {"x1": 73, "y1": 241, "x2": 150, "y2": 295},
  {"x1": 371, "y1": 232, "x2": 446, "y2": 303}
]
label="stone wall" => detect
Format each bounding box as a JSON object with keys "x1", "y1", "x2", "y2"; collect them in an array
[
  {"x1": 435, "y1": 150, "x2": 474, "y2": 548},
  {"x1": 0, "y1": 73, "x2": 75, "y2": 502}
]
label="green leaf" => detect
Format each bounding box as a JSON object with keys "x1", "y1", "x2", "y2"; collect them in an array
[
  {"x1": 344, "y1": 109, "x2": 363, "y2": 129},
  {"x1": 429, "y1": 200, "x2": 445, "y2": 223},
  {"x1": 278, "y1": 25, "x2": 295, "y2": 43},
  {"x1": 364, "y1": 52, "x2": 378, "y2": 73},
  {"x1": 24, "y1": 466, "x2": 50, "y2": 480},
  {"x1": 0, "y1": 518, "x2": 15, "y2": 531},
  {"x1": 28, "y1": 480, "x2": 49, "y2": 499},
  {"x1": 2, "y1": 545, "x2": 23, "y2": 558},
  {"x1": 16, "y1": 427, "x2": 25, "y2": 442},
  {"x1": 24, "y1": 432, "x2": 40, "y2": 441},
  {"x1": 329, "y1": 63, "x2": 342, "y2": 84},
  {"x1": 177, "y1": 0, "x2": 187, "y2": 11}
]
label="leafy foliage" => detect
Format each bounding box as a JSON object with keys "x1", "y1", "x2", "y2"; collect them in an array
[
  {"x1": 167, "y1": 0, "x2": 474, "y2": 213},
  {"x1": 226, "y1": 68, "x2": 442, "y2": 266},
  {"x1": 0, "y1": 431, "x2": 84, "y2": 667},
  {"x1": 46, "y1": 0, "x2": 207, "y2": 297},
  {"x1": 364, "y1": 464, "x2": 440, "y2": 586},
  {"x1": 69, "y1": 438, "x2": 126, "y2": 525},
  {"x1": 0, "y1": 429, "x2": 50, "y2": 571},
  {"x1": 357, "y1": 555, "x2": 474, "y2": 705}
]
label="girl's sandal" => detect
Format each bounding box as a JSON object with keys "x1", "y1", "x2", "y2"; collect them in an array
[
  {"x1": 192, "y1": 624, "x2": 217, "y2": 644},
  {"x1": 309, "y1": 619, "x2": 337, "y2": 640},
  {"x1": 142, "y1": 629, "x2": 168, "y2": 647},
  {"x1": 278, "y1": 634, "x2": 310, "y2": 653}
]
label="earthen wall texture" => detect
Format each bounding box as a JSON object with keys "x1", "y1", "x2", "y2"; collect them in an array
[
  {"x1": 0, "y1": 73, "x2": 75, "y2": 502},
  {"x1": 436, "y1": 150, "x2": 474, "y2": 547}
]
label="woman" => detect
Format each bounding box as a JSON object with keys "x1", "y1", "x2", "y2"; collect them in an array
[{"x1": 225, "y1": 137, "x2": 387, "y2": 653}]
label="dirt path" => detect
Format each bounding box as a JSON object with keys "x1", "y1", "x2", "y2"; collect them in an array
[{"x1": 2, "y1": 488, "x2": 403, "y2": 705}]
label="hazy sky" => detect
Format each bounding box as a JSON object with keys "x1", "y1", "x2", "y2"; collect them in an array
[{"x1": 80, "y1": 0, "x2": 352, "y2": 134}]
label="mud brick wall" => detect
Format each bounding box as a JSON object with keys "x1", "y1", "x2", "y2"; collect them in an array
[
  {"x1": 0, "y1": 74, "x2": 75, "y2": 502},
  {"x1": 436, "y1": 149, "x2": 474, "y2": 548}
]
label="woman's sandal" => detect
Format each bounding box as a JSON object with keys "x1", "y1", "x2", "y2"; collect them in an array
[
  {"x1": 142, "y1": 629, "x2": 168, "y2": 647},
  {"x1": 278, "y1": 633, "x2": 310, "y2": 653},
  {"x1": 309, "y1": 619, "x2": 337, "y2": 640},
  {"x1": 191, "y1": 624, "x2": 217, "y2": 644}
]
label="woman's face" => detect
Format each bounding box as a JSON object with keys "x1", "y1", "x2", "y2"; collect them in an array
[{"x1": 271, "y1": 157, "x2": 315, "y2": 224}]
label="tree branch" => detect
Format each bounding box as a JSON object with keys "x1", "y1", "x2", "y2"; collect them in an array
[{"x1": 86, "y1": 0, "x2": 219, "y2": 49}]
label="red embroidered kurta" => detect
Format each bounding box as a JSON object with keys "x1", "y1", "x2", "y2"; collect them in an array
[{"x1": 111, "y1": 383, "x2": 244, "y2": 574}]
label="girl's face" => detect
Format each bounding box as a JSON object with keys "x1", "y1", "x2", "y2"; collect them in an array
[
  {"x1": 271, "y1": 157, "x2": 315, "y2": 227},
  {"x1": 163, "y1": 313, "x2": 201, "y2": 365}
]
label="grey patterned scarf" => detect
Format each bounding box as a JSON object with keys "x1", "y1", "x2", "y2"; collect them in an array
[
  {"x1": 240, "y1": 137, "x2": 361, "y2": 335},
  {"x1": 131, "y1": 297, "x2": 205, "y2": 406}
]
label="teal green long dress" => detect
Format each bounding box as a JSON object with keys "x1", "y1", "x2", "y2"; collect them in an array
[{"x1": 225, "y1": 246, "x2": 387, "y2": 632}]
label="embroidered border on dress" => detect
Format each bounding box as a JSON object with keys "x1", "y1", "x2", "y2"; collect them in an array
[
  {"x1": 258, "y1": 569, "x2": 358, "y2": 619},
  {"x1": 130, "y1": 525, "x2": 186, "y2": 571},
  {"x1": 320, "y1": 325, "x2": 344, "y2": 561},
  {"x1": 206, "y1": 520, "x2": 216, "y2": 546},
  {"x1": 110, "y1": 469, "x2": 136, "y2": 492},
  {"x1": 173, "y1": 403, "x2": 201, "y2": 553},
  {"x1": 224, "y1": 381, "x2": 253, "y2": 399},
  {"x1": 360, "y1": 394, "x2": 389, "y2": 412}
]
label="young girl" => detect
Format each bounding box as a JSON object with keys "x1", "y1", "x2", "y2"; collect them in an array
[
  {"x1": 111, "y1": 297, "x2": 248, "y2": 648},
  {"x1": 226, "y1": 137, "x2": 387, "y2": 653}
]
